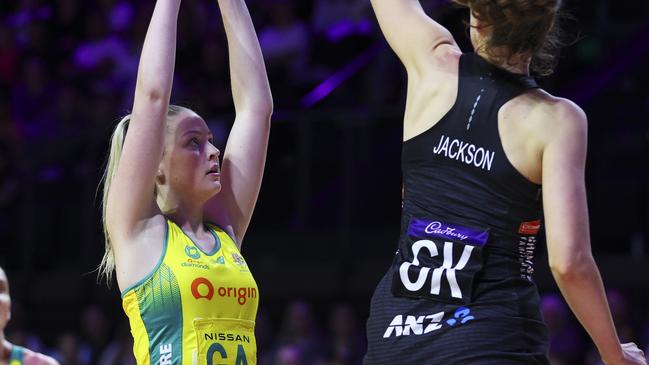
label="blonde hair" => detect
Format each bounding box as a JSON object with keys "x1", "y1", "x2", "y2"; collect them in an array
[{"x1": 98, "y1": 105, "x2": 189, "y2": 284}]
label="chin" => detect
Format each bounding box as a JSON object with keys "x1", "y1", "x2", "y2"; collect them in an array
[{"x1": 208, "y1": 182, "x2": 222, "y2": 196}]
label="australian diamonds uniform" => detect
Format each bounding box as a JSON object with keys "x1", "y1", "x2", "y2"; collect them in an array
[
  {"x1": 122, "y1": 219, "x2": 259, "y2": 365},
  {"x1": 9, "y1": 345, "x2": 24, "y2": 365}
]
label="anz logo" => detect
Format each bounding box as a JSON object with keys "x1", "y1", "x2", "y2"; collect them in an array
[
  {"x1": 383, "y1": 312, "x2": 444, "y2": 338},
  {"x1": 383, "y1": 307, "x2": 475, "y2": 338}
]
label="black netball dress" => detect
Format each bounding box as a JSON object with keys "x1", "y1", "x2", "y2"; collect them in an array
[{"x1": 364, "y1": 53, "x2": 550, "y2": 365}]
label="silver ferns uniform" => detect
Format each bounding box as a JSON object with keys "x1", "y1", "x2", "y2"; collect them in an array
[{"x1": 364, "y1": 53, "x2": 549, "y2": 365}]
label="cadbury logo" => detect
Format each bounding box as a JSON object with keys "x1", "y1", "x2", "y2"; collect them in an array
[{"x1": 424, "y1": 222, "x2": 469, "y2": 241}]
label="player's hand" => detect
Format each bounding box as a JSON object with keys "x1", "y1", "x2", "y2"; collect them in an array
[{"x1": 604, "y1": 343, "x2": 646, "y2": 365}]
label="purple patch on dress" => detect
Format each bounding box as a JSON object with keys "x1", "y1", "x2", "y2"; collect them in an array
[{"x1": 407, "y1": 218, "x2": 489, "y2": 247}]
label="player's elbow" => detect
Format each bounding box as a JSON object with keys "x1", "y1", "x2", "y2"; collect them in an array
[
  {"x1": 237, "y1": 92, "x2": 273, "y2": 121},
  {"x1": 135, "y1": 76, "x2": 172, "y2": 105},
  {"x1": 137, "y1": 88, "x2": 170, "y2": 106},
  {"x1": 239, "y1": 104, "x2": 273, "y2": 126},
  {"x1": 549, "y1": 251, "x2": 596, "y2": 283},
  {"x1": 256, "y1": 101, "x2": 274, "y2": 121}
]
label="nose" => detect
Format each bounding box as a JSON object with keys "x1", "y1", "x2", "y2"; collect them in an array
[{"x1": 208, "y1": 144, "x2": 220, "y2": 161}]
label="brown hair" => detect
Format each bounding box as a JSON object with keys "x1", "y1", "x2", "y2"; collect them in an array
[{"x1": 453, "y1": 0, "x2": 563, "y2": 76}]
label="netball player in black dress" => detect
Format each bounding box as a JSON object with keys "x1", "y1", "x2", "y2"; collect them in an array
[{"x1": 364, "y1": 1, "x2": 647, "y2": 364}]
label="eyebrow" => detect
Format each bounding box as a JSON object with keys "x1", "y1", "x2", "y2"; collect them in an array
[{"x1": 182, "y1": 130, "x2": 213, "y2": 138}]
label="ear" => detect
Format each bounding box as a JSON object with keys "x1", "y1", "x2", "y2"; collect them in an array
[
  {"x1": 5, "y1": 300, "x2": 10, "y2": 324},
  {"x1": 156, "y1": 168, "x2": 166, "y2": 185}
]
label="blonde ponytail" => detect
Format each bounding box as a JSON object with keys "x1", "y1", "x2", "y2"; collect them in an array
[
  {"x1": 98, "y1": 115, "x2": 131, "y2": 284},
  {"x1": 98, "y1": 105, "x2": 190, "y2": 284}
]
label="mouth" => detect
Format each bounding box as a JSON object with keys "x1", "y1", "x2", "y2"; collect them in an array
[{"x1": 207, "y1": 165, "x2": 220, "y2": 176}]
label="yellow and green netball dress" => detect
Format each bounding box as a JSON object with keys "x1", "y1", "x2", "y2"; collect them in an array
[
  {"x1": 122, "y1": 219, "x2": 259, "y2": 365},
  {"x1": 9, "y1": 345, "x2": 24, "y2": 365}
]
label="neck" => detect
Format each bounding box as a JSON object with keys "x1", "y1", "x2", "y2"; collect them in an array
[
  {"x1": 156, "y1": 188, "x2": 207, "y2": 234},
  {"x1": 166, "y1": 211, "x2": 205, "y2": 234},
  {"x1": 164, "y1": 202, "x2": 206, "y2": 235},
  {"x1": 476, "y1": 47, "x2": 531, "y2": 76}
]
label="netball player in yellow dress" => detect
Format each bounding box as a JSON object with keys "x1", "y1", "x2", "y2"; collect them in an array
[
  {"x1": 0, "y1": 266, "x2": 58, "y2": 365},
  {"x1": 99, "y1": 0, "x2": 272, "y2": 363}
]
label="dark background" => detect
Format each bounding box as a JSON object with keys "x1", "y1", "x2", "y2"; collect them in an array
[{"x1": 0, "y1": 0, "x2": 648, "y2": 364}]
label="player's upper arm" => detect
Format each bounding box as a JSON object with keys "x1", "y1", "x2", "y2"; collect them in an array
[
  {"x1": 370, "y1": 0, "x2": 458, "y2": 72},
  {"x1": 541, "y1": 99, "x2": 592, "y2": 274},
  {"x1": 204, "y1": 110, "x2": 271, "y2": 246},
  {"x1": 105, "y1": 99, "x2": 167, "y2": 243}
]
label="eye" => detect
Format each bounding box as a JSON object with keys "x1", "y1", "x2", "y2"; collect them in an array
[{"x1": 190, "y1": 137, "x2": 200, "y2": 146}]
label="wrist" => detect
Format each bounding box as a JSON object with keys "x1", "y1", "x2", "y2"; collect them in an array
[{"x1": 601, "y1": 344, "x2": 624, "y2": 365}]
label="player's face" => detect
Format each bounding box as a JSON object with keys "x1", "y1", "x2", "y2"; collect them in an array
[
  {"x1": 160, "y1": 111, "x2": 222, "y2": 203},
  {"x1": 0, "y1": 269, "x2": 10, "y2": 329}
]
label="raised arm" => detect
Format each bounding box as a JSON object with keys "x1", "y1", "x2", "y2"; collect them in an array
[
  {"x1": 106, "y1": 0, "x2": 181, "y2": 241},
  {"x1": 205, "y1": 0, "x2": 273, "y2": 245},
  {"x1": 542, "y1": 101, "x2": 646, "y2": 365},
  {"x1": 370, "y1": 0, "x2": 458, "y2": 72}
]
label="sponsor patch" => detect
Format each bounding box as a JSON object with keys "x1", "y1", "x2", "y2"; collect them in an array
[
  {"x1": 383, "y1": 307, "x2": 476, "y2": 339},
  {"x1": 407, "y1": 218, "x2": 489, "y2": 247},
  {"x1": 518, "y1": 220, "x2": 541, "y2": 235},
  {"x1": 194, "y1": 318, "x2": 256, "y2": 365}
]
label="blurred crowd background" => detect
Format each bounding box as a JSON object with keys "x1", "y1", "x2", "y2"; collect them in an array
[{"x1": 0, "y1": 0, "x2": 648, "y2": 364}]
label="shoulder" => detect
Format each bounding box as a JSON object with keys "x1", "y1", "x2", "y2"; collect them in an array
[
  {"x1": 531, "y1": 90, "x2": 586, "y2": 123},
  {"x1": 514, "y1": 87, "x2": 581, "y2": 114},
  {"x1": 23, "y1": 349, "x2": 60, "y2": 365},
  {"x1": 544, "y1": 94, "x2": 587, "y2": 125},
  {"x1": 112, "y1": 213, "x2": 167, "y2": 246},
  {"x1": 545, "y1": 94, "x2": 587, "y2": 147},
  {"x1": 112, "y1": 213, "x2": 168, "y2": 292},
  {"x1": 518, "y1": 90, "x2": 588, "y2": 145}
]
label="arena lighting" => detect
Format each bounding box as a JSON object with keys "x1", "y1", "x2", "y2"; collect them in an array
[
  {"x1": 564, "y1": 22, "x2": 649, "y2": 105},
  {"x1": 301, "y1": 1, "x2": 448, "y2": 108},
  {"x1": 301, "y1": 42, "x2": 384, "y2": 108}
]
